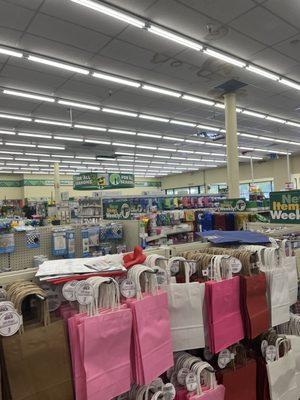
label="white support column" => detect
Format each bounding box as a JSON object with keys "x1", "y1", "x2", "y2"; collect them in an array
[
  {"x1": 287, "y1": 152, "x2": 291, "y2": 183},
  {"x1": 250, "y1": 155, "x2": 254, "y2": 183},
  {"x1": 224, "y1": 93, "x2": 240, "y2": 198},
  {"x1": 53, "y1": 162, "x2": 60, "y2": 204}
]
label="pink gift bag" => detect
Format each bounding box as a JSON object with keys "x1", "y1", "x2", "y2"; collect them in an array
[{"x1": 189, "y1": 362, "x2": 225, "y2": 400}]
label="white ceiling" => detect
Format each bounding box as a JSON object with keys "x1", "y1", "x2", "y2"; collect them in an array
[{"x1": 0, "y1": 0, "x2": 299, "y2": 176}]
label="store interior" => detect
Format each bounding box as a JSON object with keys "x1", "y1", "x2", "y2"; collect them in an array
[{"x1": 0, "y1": 1, "x2": 300, "y2": 399}]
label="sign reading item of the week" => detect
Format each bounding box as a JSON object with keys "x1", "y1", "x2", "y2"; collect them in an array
[{"x1": 270, "y1": 190, "x2": 300, "y2": 223}]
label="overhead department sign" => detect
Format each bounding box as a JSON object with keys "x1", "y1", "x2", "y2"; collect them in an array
[
  {"x1": 270, "y1": 190, "x2": 300, "y2": 223},
  {"x1": 73, "y1": 173, "x2": 134, "y2": 190}
]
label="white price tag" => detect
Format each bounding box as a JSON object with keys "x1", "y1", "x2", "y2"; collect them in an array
[
  {"x1": 0, "y1": 311, "x2": 21, "y2": 336},
  {"x1": 185, "y1": 371, "x2": 197, "y2": 392},
  {"x1": 46, "y1": 289, "x2": 62, "y2": 312},
  {"x1": 120, "y1": 279, "x2": 136, "y2": 298},
  {"x1": 62, "y1": 280, "x2": 78, "y2": 302},
  {"x1": 170, "y1": 261, "x2": 179, "y2": 276},
  {"x1": 156, "y1": 268, "x2": 167, "y2": 285},
  {"x1": 0, "y1": 301, "x2": 15, "y2": 314},
  {"x1": 177, "y1": 368, "x2": 189, "y2": 385},
  {"x1": 75, "y1": 281, "x2": 94, "y2": 305},
  {"x1": 0, "y1": 288, "x2": 7, "y2": 301},
  {"x1": 218, "y1": 349, "x2": 233, "y2": 369},
  {"x1": 163, "y1": 383, "x2": 176, "y2": 400},
  {"x1": 230, "y1": 257, "x2": 242, "y2": 274},
  {"x1": 265, "y1": 345, "x2": 277, "y2": 362}
]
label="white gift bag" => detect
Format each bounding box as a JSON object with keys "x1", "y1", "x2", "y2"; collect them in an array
[
  {"x1": 266, "y1": 338, "x2": 298, "y2": 400},
  {"x1": 166, "y1": 257, "x2": 205, "y2": 351},
  {"x1": 280, "y1": 240, "x2": 298, "y2": 306},
  {"x1": 286, "y1": 335, "x2": 300, "y2": 397}
]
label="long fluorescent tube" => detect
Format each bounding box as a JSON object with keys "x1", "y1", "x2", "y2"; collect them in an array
[
  {"x1": 112, "y1": 143, "x2": 135, "y2": 148},
  {"x1": 52, "y1": 154, "x2": 74, "y2": 158},
  {"x1": 163, "y1": 136, "x2": 185, "y2": 141},
  {"x1": 170, "y1": 120, "x2": 196, "y2": 127},
  {"x1": 74, "y1": 124, "x2": 106, "y2": 131},
  {"x1": 242, "y1": 110, "x2": 266, "y2": 119},
  {"x1": 142, "y1": 84, "x2": 181, "y2": 98},
  {"x1": 84, "y1": 139, "x2": 111, "y2": 145},
  {"x1": 136, "y1": 145, "x2": 157, "y2": 150},
  {"x1": 148, "y1": 25, "x2": 202, "y2": 51},
  {"x1": 3, "y1": 89, "x2": 55, "y2": 103},
  {"x1": 286, "y1": 121, "x2": 300, "y2": 128},
  {"x1": 0, "y1": 130, "x2": 15, "y2": 135},
  {"x1": 139, "y1": 114, "x2": 169, "y2": 123},
  {"x1": 197, "y1": 124, "x2": 220, "y2": 132},
  {"x1": 0, "y1": 113, "x2": 32, "y2": 121},
  {"x1": 214, "y1": 103, "x2": 225, "y2": 109},
  {"x1": 38, "y1": 145, "x2": 65, "y2": 150},
  {"x1": 57, "y1": 100, "x2": 100, "y2": 111},
  {"x1": 69, "y1": 0, "x2": 145, "y2": 28},
  {"x1": 15, "y1": 158, "x2": 38, "y2": 162},
  {"x1": 0, "y1": 47, "x2": 23, "y2": 58},
  {"x1": 34, "y1": 119, "x2": 72, "y2": 127},
  {"x1": 92, "y1": 72, "x2": 140, "y2": 87},
  {"x1": 137, "y1": 132, "x2": 162, "y2": 139},
  {"x1": 246, "y1": 65, "x2": 279, "y2": 81},
  {"x1": 257, "y1": 136, "x2": 273, "y2": 141},
  {"x1": 108, "y1": 129, "x2": 136, "y2": 136},
  {"x1": 182, "y1": 95, "x2": 214, "y2": 106},
  {"x1": 0, "y1": 150, "x2": 23, "y2": 155},
  {"x1": 185, "y1": 139, "x2": 204, "y2": 144},
  {"x1": 266, "y1": 116, "x2": 286, "y2": 123},
  {"x1": 18, "y1": 132, "x2": 52, "y2": 139},
  {"x1": 5, "y1": 142, "x2": 36, "y2": 148},
  {"x1": 204, "y1": 49, "x2": 246, "y2": 68},
  {"x1": 28, "y1": 55, "x2": 89, "y2": 75},
  {"x1": 102, "y1": 108, "x2": 137, "y2": 117},
  {"x1": 280, "y1": 79, "x2": 300, "y2": 91},
  {"x1": 177, "y1": 150, "x2": 194, "y2": 154},
  {"x1": 76, "y1": 156, "x2": 96, "y2": 160},
  {"x1": 158, "y1": 147, "x2": 173, "y2": 152},
  {"x1": 54, "y1": 136, "x2": 83, "y2": 142}
]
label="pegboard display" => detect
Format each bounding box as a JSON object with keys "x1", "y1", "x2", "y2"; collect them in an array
[{"x1": 0, "y1": 220, "x2": 141, "y2": 273}]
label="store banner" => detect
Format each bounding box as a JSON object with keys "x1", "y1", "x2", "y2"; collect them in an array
[
  {"x1": 103, "y1": 199, "x2": 139, "y2": 219},
  {"x1": 270, "y1": 190, "x2": 300, "y2": 223},
  {"x1": 73, "y1": 173, "x2": 135, "y2": 190},
  {"x1": 220, "y1": 198, "x2": 247, "y2": 212}
]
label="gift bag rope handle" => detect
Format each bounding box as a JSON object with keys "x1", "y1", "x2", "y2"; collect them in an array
[
  {"x1": 167, "y1": 257, "x2": 190, "y2": 283},
  {"x1": 150, "y1": 391, "x2": 165, "y2": 400},
  {"x1": 275, "y1": 337, "x2": 290, "y2": 361},
  {"x1": 145, "y1": 378, "x2": 164, "y2": 400},
  {"x1": 146, "y1": 254, "x2": 170, "y2": 283},
  {"x1": 192, "y1": 361, "x2": 216, "y2": 396},
  {"x1": 127, "y1": 264, "x2": 158, "y2": 299},
  {"x1": 280, "y1": 239, "x2": 293, "y2": 258}
]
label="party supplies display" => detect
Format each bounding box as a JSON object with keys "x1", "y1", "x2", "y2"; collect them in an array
[
  {"x1": 52, "y1": 230, "x2": 67, "y2": 257},
  {"x1": 25, "y1": 231, "x2": 40, "y2": 249},
  {"x1": 0, "y1": 233, "x2": 15, "y2": 254}
]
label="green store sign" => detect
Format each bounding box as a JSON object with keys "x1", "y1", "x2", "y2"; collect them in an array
[
  {"x1": 103, "y1": 199, "x2": 133, "y2": 220},
  {"x1": 270, "y1": 190, "x2": 300, "y2": 223},
  {"x1": 220, "y1": 198, "x2": 247, "y2": 212},
  {"x1": 73, "y1": 173, "x2": 135, "y2": 190}
]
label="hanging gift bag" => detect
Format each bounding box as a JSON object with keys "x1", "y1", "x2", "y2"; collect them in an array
[
  {"x1": 279, "y1": 240, "x2": 298, "y2": 305},
  {"x1": 127, "y1": 265, "x2": 173, "y2": 385},
  {"x1": 1, "y1": 282, "x2": 73, "y2": 400},
  {"x1": 189, "y1": 361, "x2": 225, "y2": 400},
  {"x1": 205, "y1": 256, "x2": 245, "y2": 353},
  {"x1": 266, "y1": 338, "x2": 298, "y2": 400},
  {"x1": 286, "y1": 335, "x2": 300, "y2": 397},
  {"x1": 165, "y1": 257, "x2": 205, "y2": 351}
]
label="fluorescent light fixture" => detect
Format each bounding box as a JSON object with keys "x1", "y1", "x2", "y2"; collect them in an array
[
  {"x1": 54, "y1": 136, "x2": 83, "y2": 142},
  {"x1": 136, "y1": 145, "x2": 157, "y2": 150},
  {"x1": 112, "y1": 143, "x2": 135, "y2": 148},
  {"x1": 197, "y1": 124, "x2": 220, "y2": 132},
  {"x1": 102, "y1": 108, "x2": 137, "y2": 117},
  {"x1": 38, "y1": 145, "x2": 65, "y2": 150},
  {"x1": 142, "y1": 84, "x2": 181, "y2": 98},
  {"x1": 5, "y1": 142, "x2": 36, "y2": 148},
  {"x1": 15, "y1": 158, "x2": 38, "y2": 162},
  {"x1": 74, "y1": 124, "x2": 106, "y2": 131},
  {"x1": 286, "y1": 121, "x2": 300, "y2": 128},
  {"x1": 3, "y1": 89, "x2": 55, "y2": 103},
  {"x1": 177, "y1": 150, "x2": 194, "y2": 154},
  {"x1": 61, "y1": 160, "x2": 81, "y2": 164},
  {"x1": 170, "y1": 156, "x2": 185, "y2": 160},
  {"x1": 170, "y1": 119, "x2": 196, "y2": 127},
  {"x1": 242, "y1": 110, "x2": 266, "y2": 119},
  {"x1": 273, "y1": 139, "x2": 287, "y2": 143},
  {"x1": 34, "y1": 119, "x2": 72, "y2": 127},
  {"x1": 115, "y1": 152, "x2": 134, "y2": 155},
  {"x1": 185, "y1": 139, "x2": 204, "y2": 144},
  {"x1": 57, "y1": 100, "x2": 100, "y2": 111},
  {"x1": 205, "y1": 142, "x2": 226, "y2": 147},
  {"x1": 0, "y1": 47, "x2": 23, "y2": 58},
  {"x1": 154, "y1": 155, "x2": 169, "y2": 159},
  {"x1": 52, "y1": 154, "x2": 74, "y2": 158},
  {"x1": 136, "y1": 154, "x2": 153, "y2": 157},
  {"x1": 92, "y1": 72, "x2": 140, "y2": 87},
  {"x1": 182, "y1": 94, "x2": 214, "y2": 106},
  {"x1": 214, "y1": 103, "x2": 225, "y2": 109},
  {"x1": 76, "y1": 156, "x2": 96, "y2": 160},
  {"x1": 236, "y1": 108, "x2": 242, "y2": 113},
  {"x1": 158, "y1": 147, "x2": 173, "y2": 152},
  {"x1": 7, "y1": 162, "x2": 28, "y2": 166},
  {"x1": 246, "y1": 65, "x2": 279, "y2": 81},
  {"x1": 0, "y1": 113, "x2": 32, "y2": 121},
  {"x1": 257, "y1": 136, "x2": 274, "y2": 141},
  {"x1": 38, "y1": 159, "x2": 60, "y2": 162},
  {"x1": 152, "y1": 161, "x2": 165, "y2": 164},
  {"x1": 0, "y1": 150, "x2": 22, "y2": 155},
  {"x1": 239, "y1": 155, "x2": 263, "y2": 160},
  {"x1": 148, "y1": 25, "x2": 202, "y2": 51},
  {"x1": 266, "y1": 116, "x2": 286, "y2": 124},
  {"x1": 18, "y1": 132, "x2": 52, "y2": 139},
  {"x1": 84, "y1": 139, "x2": 111, "y2": 145},
  {"x1": 0, "y1": 130, "x2": 15, "y2": 135},
  {"x1": 195, "y1": 151, "x2": 210, "y2": 155},
  {"x1": 240, "y1": 133, "x2": 258, "y2": 138},
  {"x1": 163, "y1": 136, "x2": 184, "y2": 141},
  {"x1": 69, "y1": 0, "x2": 145, "y2": 28},
  {"x1": 108, "y1": 129, "x2": 136, "y2": 136},
  {"x1": 28, "y1": 55, "x2": 89, "y2": 75},
  {"x1": 139, "y1": 114, "x2": 169, "y2": 123},
  {"x1": 204, "y1": 48, "x2": 246, "y2": 68},
  {"x1": 137, "y1": 132, "x2": 162, "y2": 139},
  {"x1": 280, "y1": 79, "x2": 300, "y2": 91}
]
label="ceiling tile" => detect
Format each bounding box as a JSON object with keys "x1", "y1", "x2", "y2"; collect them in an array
[
  {"x1": 251, "y1": 47, "x2": 299, "y2": 75},
  {"x1": 176, "y1": 0, "x2": 255, "y2": 24},
  {"x1": 230, "y1": 6, "x2": 298, "y2": 45},
  {"x1": 100, "y1": 0, "x2": 158, "y2": 15},
  {"x1": 27, "y1": 13, "x2": 111, "y2": 53},
  {"x1": 264, "y1": 0, "x2": 300, "y2": 29},
  {"x1": 0, "y1": 0, "x2": 35, "y2": 30},
  {"x1": 273, "y1": 34, "x2": 300, "y2": 63},
  {"x1": 0, "y1": 27, "x2": 23, "y2": 48},
  {"x1": 4, "y1": 0, "x2": 44, "y2": 11}
]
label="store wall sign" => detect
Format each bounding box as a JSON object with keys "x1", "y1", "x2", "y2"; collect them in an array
[
  {"x1": 73, "y1": 173, "x2": 134, "y2": 190},
  {"x1": 270, "y1": 190, "x2": 300, "y2": 223},
  {"x1": 220, "y1": 198, "x2": 247, "y2": 212},
  {"x1": 103, "y1": 199, "x2": 133, "y2": 220}
]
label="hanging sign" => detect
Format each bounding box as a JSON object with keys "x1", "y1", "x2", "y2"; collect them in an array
[
  {"x1": 73, "y1": 173, "x2": 134, "y2": 190},
  {"x1": 219, "y1": 198, "x2": 247, "y2": 212},
  {"x1": 270, "y1": 190, "x2": 300, "y2": 224}
]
